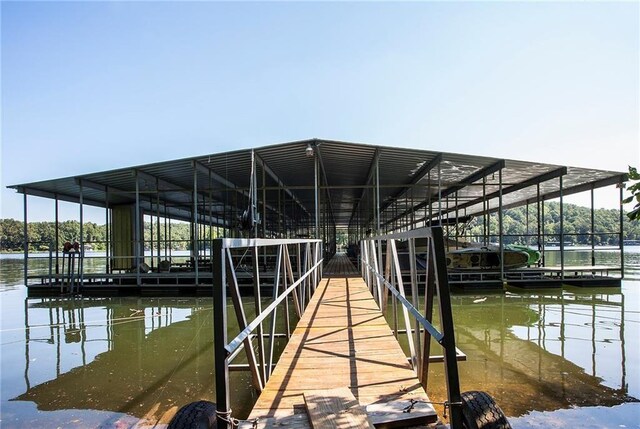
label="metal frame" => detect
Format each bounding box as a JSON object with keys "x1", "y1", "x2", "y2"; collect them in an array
[
  {"x1": 13, "y1": 140, "x2": 628, "y2": 293},
  {"x1": 360, "y1": 226, "x2": 464, "y2": 429},
  {"x1": 212, "y1": 237, "x2": 323, "y2": 429}
]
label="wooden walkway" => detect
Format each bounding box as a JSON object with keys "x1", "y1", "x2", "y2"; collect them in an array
[{"x1": 244, "y1": 255, "x2": 437, "y2": 428}]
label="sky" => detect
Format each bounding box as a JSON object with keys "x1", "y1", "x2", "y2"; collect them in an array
[{"x1": 1, "y1": 1, "x2": 638, "y2": 222}]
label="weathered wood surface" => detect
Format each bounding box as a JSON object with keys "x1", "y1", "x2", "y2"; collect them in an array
[
  {"x1": 245, "y1": 255, "x2": 437, "y2": 428},
  {"x1": 323, "y1": 253, "x2": 360, "y2": 277},
  {"x1": 304, "y1": 387, "x2": 375, "y2": 429}
]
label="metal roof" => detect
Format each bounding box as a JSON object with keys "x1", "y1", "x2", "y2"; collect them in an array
[{"x1": 8, "y1": 138, "x2": 627, "y2": 229}]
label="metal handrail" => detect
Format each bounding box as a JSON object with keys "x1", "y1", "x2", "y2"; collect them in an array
[
  {"x1": 360, "y1": 226, "x2": 464, "y2": 429},
  {"x1": 212, "y1": 238, "x2": 323, "y2": 429},
  {"x1": 225, "y1": 257, "x2": 323, "y2": 354},
  {"x1": 360, "y1": 257, "x2": 444, "y2": 343}
]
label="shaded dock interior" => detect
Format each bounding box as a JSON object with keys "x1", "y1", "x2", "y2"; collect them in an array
[{"x1": 8, "y1": 138, "x2": 628, "y2": 293}]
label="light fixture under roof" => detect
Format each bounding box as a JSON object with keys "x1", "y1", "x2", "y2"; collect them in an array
[{"x1": 305, "y1": 143, "x2": 314, "y2": 158}]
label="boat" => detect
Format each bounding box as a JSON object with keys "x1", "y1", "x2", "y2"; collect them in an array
[
  {"x1": 505, "y1": 244, "x2": 541, "y2": 265},
  {"x1": 446, "y1": 246, "x2": 529, "y2": 270},
  {"x1": 545, "y1": 241, "x2": 573, "y2": 247}
]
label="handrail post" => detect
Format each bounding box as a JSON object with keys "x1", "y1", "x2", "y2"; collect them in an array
[
  {"x1": 421, "y1": 240, "x2": 435, "y2": 386},
  {"x1": 431, "y1": 226, "x2": 463, "y2": 429},
  {"x1": 319, "y1": 241, "x2": 323, "y2": 281},
  {"x1": 362, "y1": 241, "x2": 370, "y2": 290},
  {"x1": 371, "y1": 240, "x2": 383, "y2": 306},
  {"x1": 360, "y1": 227, "x2": 465, "y2": 428},
  {"x1": 360, "y1": 241, "x2": 365, "y2": 280},
  {"x1": 252, "y1": 246, "x2": 267, "y2": 385},
  {"x1": 212, "y1": 239, "x2": 230, "y2": 429}
]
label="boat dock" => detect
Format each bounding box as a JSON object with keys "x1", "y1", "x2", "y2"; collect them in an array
[
  {"x1": 23, "y1": 254, "x2": 621, "y2": 296},
  {"x1": 243, "y1": 255, "x2": 437, "y2": 428},
  {"x1": 448, "y1": 264, "x2": 622, "y2": 290},
  {"x1": 201, "y1": 229, "x2": 471, "y2": 429},
  {"x1": 9, "y1": 139, "x2": 629, "y2": 293}
]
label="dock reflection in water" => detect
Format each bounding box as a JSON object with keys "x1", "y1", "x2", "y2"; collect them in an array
[
  {"x1": 3, "y1": 295, "x2": 267, "y2": 428},
  {"x1": 1, "y1": 282, "x2": 639, "y2": 428},
  {"x1": 420, "y1": 287, "x2": 638, "y2": 419}
]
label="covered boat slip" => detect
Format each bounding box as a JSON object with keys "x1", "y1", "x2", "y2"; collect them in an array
[{"x1": 9, "y1": 138, "x2": 628, "y2": 292}]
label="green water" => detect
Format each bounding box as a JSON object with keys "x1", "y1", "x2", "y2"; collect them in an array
[{"x1": 1, "y1": 249, "x2": 639, "y2": 428}]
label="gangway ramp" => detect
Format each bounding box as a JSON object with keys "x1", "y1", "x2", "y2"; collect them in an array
[{"x1": 245, "y1": 255, "x2": 437, "y2": 428}]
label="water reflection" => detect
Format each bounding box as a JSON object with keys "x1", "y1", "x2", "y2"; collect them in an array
[
  {"x1": 3, "y1": 295, "x2": 261, "y2": 428},
  {"x1": 544, "y1": 245, "x2": 640, "y2": 279},
  {"x1": 422, "y1": 286, "x2": 638, "y2": 419},
  {"x1": 1, "y1": 250, "x2": 639, "y2": 427}
]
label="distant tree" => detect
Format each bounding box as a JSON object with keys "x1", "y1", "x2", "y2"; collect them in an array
[
  {"x1": 623, "y1": 166, "x2": 640, "y2": 221},
  {"x1": 58, "y1": 220, "x2": 81, "y2": 244},
  {"x1": 0, "y1": 219, "x2": 24, "y2": 250}
]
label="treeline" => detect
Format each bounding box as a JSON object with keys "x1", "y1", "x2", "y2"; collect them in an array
[
  {"x1": 466, "y1": 202, "x2": 640, "y2": 245},
  {"x1": 0, "y1": 219, "x2": 197, "y2": 252},
  {"x1": 2, "y1": 202, "x2": 640, "y2": 251}
]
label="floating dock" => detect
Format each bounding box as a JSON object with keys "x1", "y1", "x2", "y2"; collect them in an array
[{"x1": 448, "y1": 265, "x2": 622, "y2": 290}]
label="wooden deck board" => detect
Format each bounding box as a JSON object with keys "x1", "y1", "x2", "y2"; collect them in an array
[
  {"x1": 247, "y1": 255, "x2": 437, "y2": 428},
  {"x1": 304, "y1": 388, "x2": 375, "y2": 429}
]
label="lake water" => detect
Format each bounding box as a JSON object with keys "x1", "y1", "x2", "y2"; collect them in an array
[{"x1": 1, "y1": 248, "x2": 639, "y2": 428}]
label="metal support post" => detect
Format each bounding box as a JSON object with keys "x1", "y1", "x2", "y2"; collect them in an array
[
  {"x1": 483, "y1": 177, "x2": 487, "y2": 244},
  {"x1": 168, "y1": 211, "x2": 172, "y2": 260},
  {"x1": 619, "y1": 183, "x2": 625, "y2": 278},
  {"x1": 591, "y1": 187, "x2": 595, "y2": 266},
  {"x1": 541, "y1": 194, "x2": 546, "y2": 267},
  {"x1": 499, "y1": 169, "x2": 504, "y2": 281},
  {"x1": 428, "y1": 171, "x2": 432, "y2": 227},
  {"x1": 135, "y1": 172, "x2": 141, "y2": 286},
  {"x1": 105, "y1": 190, "x2": 110, "y2": 273},
  {"x1": 437, "y1": 162, "x2": 442, "y2": 223},
  {"x1": 525, "y1": 202, "x2": 529, "y2": 246},
  {"x1": 212, "y1": 240, "x2": 230, "y2": 428},
  {"x1": 559, "y1": 176, "x2": 564, "y2": 280},
  {"x1": 55, "y1": 195, "x2": 60, "y2": 275},
  {"x1": 79, "y1": 180, "x2": 84, "y2": 290},
  {"x1": 431, "y1": 227, "x2": 463, "y2": 429},
  {"x1": 150, "y1": 207, "x2": 154, "y2": 270},
  {"x1": 157, "y1": 178, "x2": 161, "y2": 267},
  {"x1": 537, "y1": 184, "x2": 541, "y2": 255},
  {"x1": 314, "y1": 154, "x2": 319, "y2": 239},
  {"x1": 262, "y1": 168, "x2": 267, "y2": 239},
  {"x1": 376, "y1": 156, "x2": 381, "y2": 234},
  {"x1": 251, "y1": 149, "x2": 258, "y2": 238},
  {"x1": 193, "y1": 165, "x2": 199, "y2": 284},
  {"x1": 23, "y1": 193, "x2": 28, "y2": 286}
]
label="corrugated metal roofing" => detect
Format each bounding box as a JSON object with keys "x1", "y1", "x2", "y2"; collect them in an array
[{"x1": 8, "y1": 138, "x2": 627, "y2": 229}]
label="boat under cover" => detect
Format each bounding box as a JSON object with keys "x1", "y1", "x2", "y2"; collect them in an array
[{"x1": 446, "y1": 246, "x2": 530, "y2": 270}]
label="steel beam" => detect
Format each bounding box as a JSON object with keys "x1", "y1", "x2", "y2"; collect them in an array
[
  {"x1": 255, "y1": 154, "x2": 310, "y2": 216},
  {"x1": 441, "y1": 167, "x2": 567, "y2": 216},
  {"x1": 349, "y1": 148, "x2": 380, "y2": 228},
  {"x1": 13, "y1": 186, "x2": 104, "y2": 208},
  {"x1": 314, "y1": 144, "x2": 337, "y2": 226},
  {"x1": 379, "y1": 153, "x2": 442, "y2": 214},
  {"x1": 385, "y1": 160, "x2": 506, "y2": 226},
  {"x1": 500, "y1": 173, "x2": 628, "y2": 211}
]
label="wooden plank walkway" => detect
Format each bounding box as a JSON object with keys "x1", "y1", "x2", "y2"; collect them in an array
[
  {"x1": 244, "y1": 254, "x2": 437, "y2": 428},
  {"x1": 322, "y1": 252, "x2": 361, "y2": 277}
]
